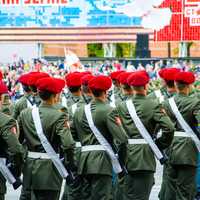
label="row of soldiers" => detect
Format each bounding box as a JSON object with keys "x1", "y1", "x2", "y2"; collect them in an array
[{"x1": 0, "y1": 68, "x2": 200, "y2": 200}]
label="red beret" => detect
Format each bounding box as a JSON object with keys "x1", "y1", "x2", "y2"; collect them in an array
[
  {"x1": 18, "y1": 73, "x2": 31, "y2": 85},
  {"x1": 162, "y1": 68, "x2": 181, "y2": 81},
  {"x1": 0, "y1": 81, "x2": 8, "y2": 94},
  {"x1": 89, "y1": 75, "x2": 112, "y2": 91},
  {"x1": 65, "y1": 72, "x2": 83, "y2": 87},
  {"x1": 81, "y1": 74, "x2": 94, "y2": 86},
  {"x1": 36, "y1": 77, "x2": 65, "y2": 94},
  {"x1": 175, "y1": 71, "x2": 195, "y2": 84},
  {"x1": 28, "y1": 72, "x2": 49, "y2": 86},
  {"x1": 80, "y1": 71, "x2": 92, "y2": 77},
  {"x1": 110, "y1": 71, "x2": 125, "y2": 80},
  {"x1": 118, "y1": 72, "x2": 133, "y2": 85},
  {"x1": 127, "y1": 71, "x2": 150, "y2": 86},
  {"x1": 0, "y1": 71, "x2": 3, "y2": 80},
  {"x1": 158, "y1": 68, "x2": 168, "y2": 79}
]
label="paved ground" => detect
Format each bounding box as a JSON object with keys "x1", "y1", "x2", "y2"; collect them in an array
[{"x1": 5, "y1": 162, "x2": 163, "y2": 200}]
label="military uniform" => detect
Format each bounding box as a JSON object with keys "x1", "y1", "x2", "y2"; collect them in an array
[
  {"x1": 0, "y1": 112, "x2": 24, "y2": 200},
  {"x1": 162, "y1": 93, "x2": 200, "y2": 200},
  {"x1": 161, "y1": 71, "x2": 200, "y2": 200},
  {"x1": 12, "y1": 93, "x2": 35, "y2": 119},
  {"x1": 1, "y1": 94, "x2": 13, "y2": 116},
  {"x1": 62, "y1": 73, "x2": 94, "y2": 200},
  {"x1": 71, "y1": 75, "x2": 127, "y2": 200},
  {"x1": 107, "y1": 71, "x2": 174, "y2": 200},
  {"x1": 18, "y1": 77, "x2": 75, "y2": 200}
]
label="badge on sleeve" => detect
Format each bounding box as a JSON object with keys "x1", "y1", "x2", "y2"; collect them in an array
[
  {"x1": 11, "y1": 126, "x2": 17, "y2": 135},
  {"x1": 115, "y1": 117, "x2": 122, "y2": 126},
  {"x1": 64, "y1": 120, "x2": 70, "y2": 128}
]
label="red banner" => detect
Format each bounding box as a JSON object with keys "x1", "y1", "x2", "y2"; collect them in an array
[{"x1": 155, "y1": 0, "x2": 200, "y2": 41}]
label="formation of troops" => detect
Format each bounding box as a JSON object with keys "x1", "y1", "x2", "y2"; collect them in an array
[{"x1": 0, "y1": 67, "x2": 200, "y2": 200}]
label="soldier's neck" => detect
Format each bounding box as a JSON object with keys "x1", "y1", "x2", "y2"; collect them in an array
[
  {"x1": 167, "y1": 87, "x2": 176, "y2": 94},
  {"x1": 95, "y1": 96, "x2": 107, "y2": 102},
  {"x1": 134, "y1": 91, "x2": 146, "y2": 96},
  {"x1": 178, "y1": 89, "x2": 189, "y2": 96},
  {"x1": 42, "y1": 98, "x2": 56, "y2": 106},
  {"x1": 72, "y1": 91, "x2": 81, "y2": 97}
]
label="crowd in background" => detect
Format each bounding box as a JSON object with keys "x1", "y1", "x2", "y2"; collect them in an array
[{"x1": 1, "y1": 58, "x2": 200, "y2": 101}]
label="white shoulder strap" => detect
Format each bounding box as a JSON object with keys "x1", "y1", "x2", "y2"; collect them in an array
[
  {"x1": 155, "y1": 90, "x2": 164, "y2": 103},
  {"x1": 126, "y1": 99, "x2": 164, "y2": 161},
  {"x1": 27, "y1": 99, "x2": 33, "y2": 108},
  {"x1": 84, "y1": 104, "x2": 122, "y2": 174},
  {"x1": 168, "y1": 97, "x2": 200, "y2": 152},
  {"x1": 0, "y1": 158, "x2": 16, "y2": 185},
  {"x1": 61, "y1": 96, "x2": 67, "y2": 107},
  {"x1": 72, "y1": 103, "x2": 77, "y2": 115},
  {"x1": 32, "y1": 107, "x2": 69, "y2": 178}
]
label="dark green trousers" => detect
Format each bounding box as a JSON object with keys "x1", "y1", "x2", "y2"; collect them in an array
[
  {"x1": 159, "y1": 162, "x2": 172, "y2": 200},
  {"x1": 82, "y1": 174, "x2": 112, "y2": 200},
  {"x1": 164, "y1": 164, "x2": 196, "y2": 200},
  {"x1": 124, "y1": 171, "x2": 154, "y2": 200},
  {"x1": 62, "y1": 178, "x2": 83, "y2": 200},
  {"x1": 114, "y1": 176, "x2": 125, "y2": 200},
  {"x1": 0, "y1": 194, "x2": 4, "y2": 200},
  {"x1": 19, "y1": 187, "x2": 32, "y2": 200},
  {"x1": 32, "y1": 190, "x2": 60, "y2": 200}
]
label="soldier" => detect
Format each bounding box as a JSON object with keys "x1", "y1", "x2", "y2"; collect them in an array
[
  {"x1": 65, "y1": 72, "x2": 83, "y2": 113},
  {"x1": 62, "y1": 72, "x2": 84, "y2": 200},
  {"x1": 148, "y1": 68, "x2": 180, "y2": 103},
  {"x1": 18, "y1": 77, "x2": 75, "y2": 200},
  {"x1": 71, "y1": 75, "x2": 128, "y2": 200},
  {"x1": 117, "y1": 72, "x2": 134, "y2": 101},
  {"x1": 62, "y1": 74, "x2": 94, "y2": 200},
  {"x1": 0, "y1": 81, "x2": 13, "y2": 115},
  {"x1": 12, "y1": 73, "x2": 33, "y2": 120},
  {"x1": 109, "y1": 71, "x2": 125, "y2": 106},
  {"x1": 162, "y1": 71, "x2": 200, "y2": 200},
  {"x1": 0, "y1": 82, "x2": 24, "y2": 200},
  {"x1": 80, "y1": 74, "x2": 94, "y2": 105},
  {"x1": 111, "y1": 71, "x2": 134, "y2": 200},
  {"x1": 148, "y1": 68, "x2": 168, "y2": 102},
  {"x1": 12, "y1": 72, "x2": 49, "y2": 120},
  {"x1": 158, "y1": 68, "x2": 180, "y2": 200},
  {"x1": 107, "y1": 71, "x2": 174, "y2": 200}
]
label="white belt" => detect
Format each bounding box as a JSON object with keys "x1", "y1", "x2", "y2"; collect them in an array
[
  {"x1": 174, "y1": 131, "x2": 191, "y2": 138},
  {"x1": 75, "y1": 142, "x2": 82, "y2": 148},
  {"x1": 81, "y1": 145, "x2": 106, "y2": 152},
  {"x1": 28, "y1": 152, "x2": 53, "y2": 159},
  {"x1": 128, "y1": 139, "x2": 148, "y2": 144}
]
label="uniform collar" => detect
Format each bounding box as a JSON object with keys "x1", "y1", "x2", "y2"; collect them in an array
[
  {"x1": 177, "y1": 93, "x2": 188, "y2": 97},
  {"x1": 134, "y1": 94, "x2": 146, "y2": 99}
]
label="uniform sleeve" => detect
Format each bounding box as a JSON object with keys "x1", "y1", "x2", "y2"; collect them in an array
[
  {"x1": 55, "y1": 113, "x2": 75, "y2": 150},
  {"x1": 192, "y1": 100, "x2": 200, "y2": 139},
  {"x1": 107, "y1": 107, "x2": 128, "y2": 147},
  {"x1": 12, "y1": 102, "x2": 20, "y2": 120},
  {"x1": 153, "y1": 103, "x2": 175, "y2": 150},
  {"x1": 0, "y1": 118, "x2": 23, "y2": 155},
  {"x1": 0, "y1": 118, "x2": 24, "y2": 175}
]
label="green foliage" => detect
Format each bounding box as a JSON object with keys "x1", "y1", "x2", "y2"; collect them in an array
[
  {"x1": 87, "y1": 43, "x2": 135, "y2": 58},
  {"x1": 116, "y1": 43, "x2": 136, "y2": 58},
  {"x1": 87, "y1": 44, "x2": 104, "y2": 57}
]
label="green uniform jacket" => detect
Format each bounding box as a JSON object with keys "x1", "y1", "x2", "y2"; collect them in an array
[
  {"x1": 18, "y1": 103, "x2": 75, "y2": 190},
  {"x1": 12, "y1": 94, "x2": 32, "y2": 120},
  {"x1": 72, "y1": 99, "x2": 128, "y2": 176},
  {"x1": 0, "y1": 112, "x2": 24, "y2": 194},
  {"x1": 68, "y1": 95, "x2": 83, "y2": 124},
  {"x1": 163, "y1": 94, "x2": 200, "y2": 167},
  {"x1": 107, "y1": 94, "x2": 175, "y2": 172}
]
